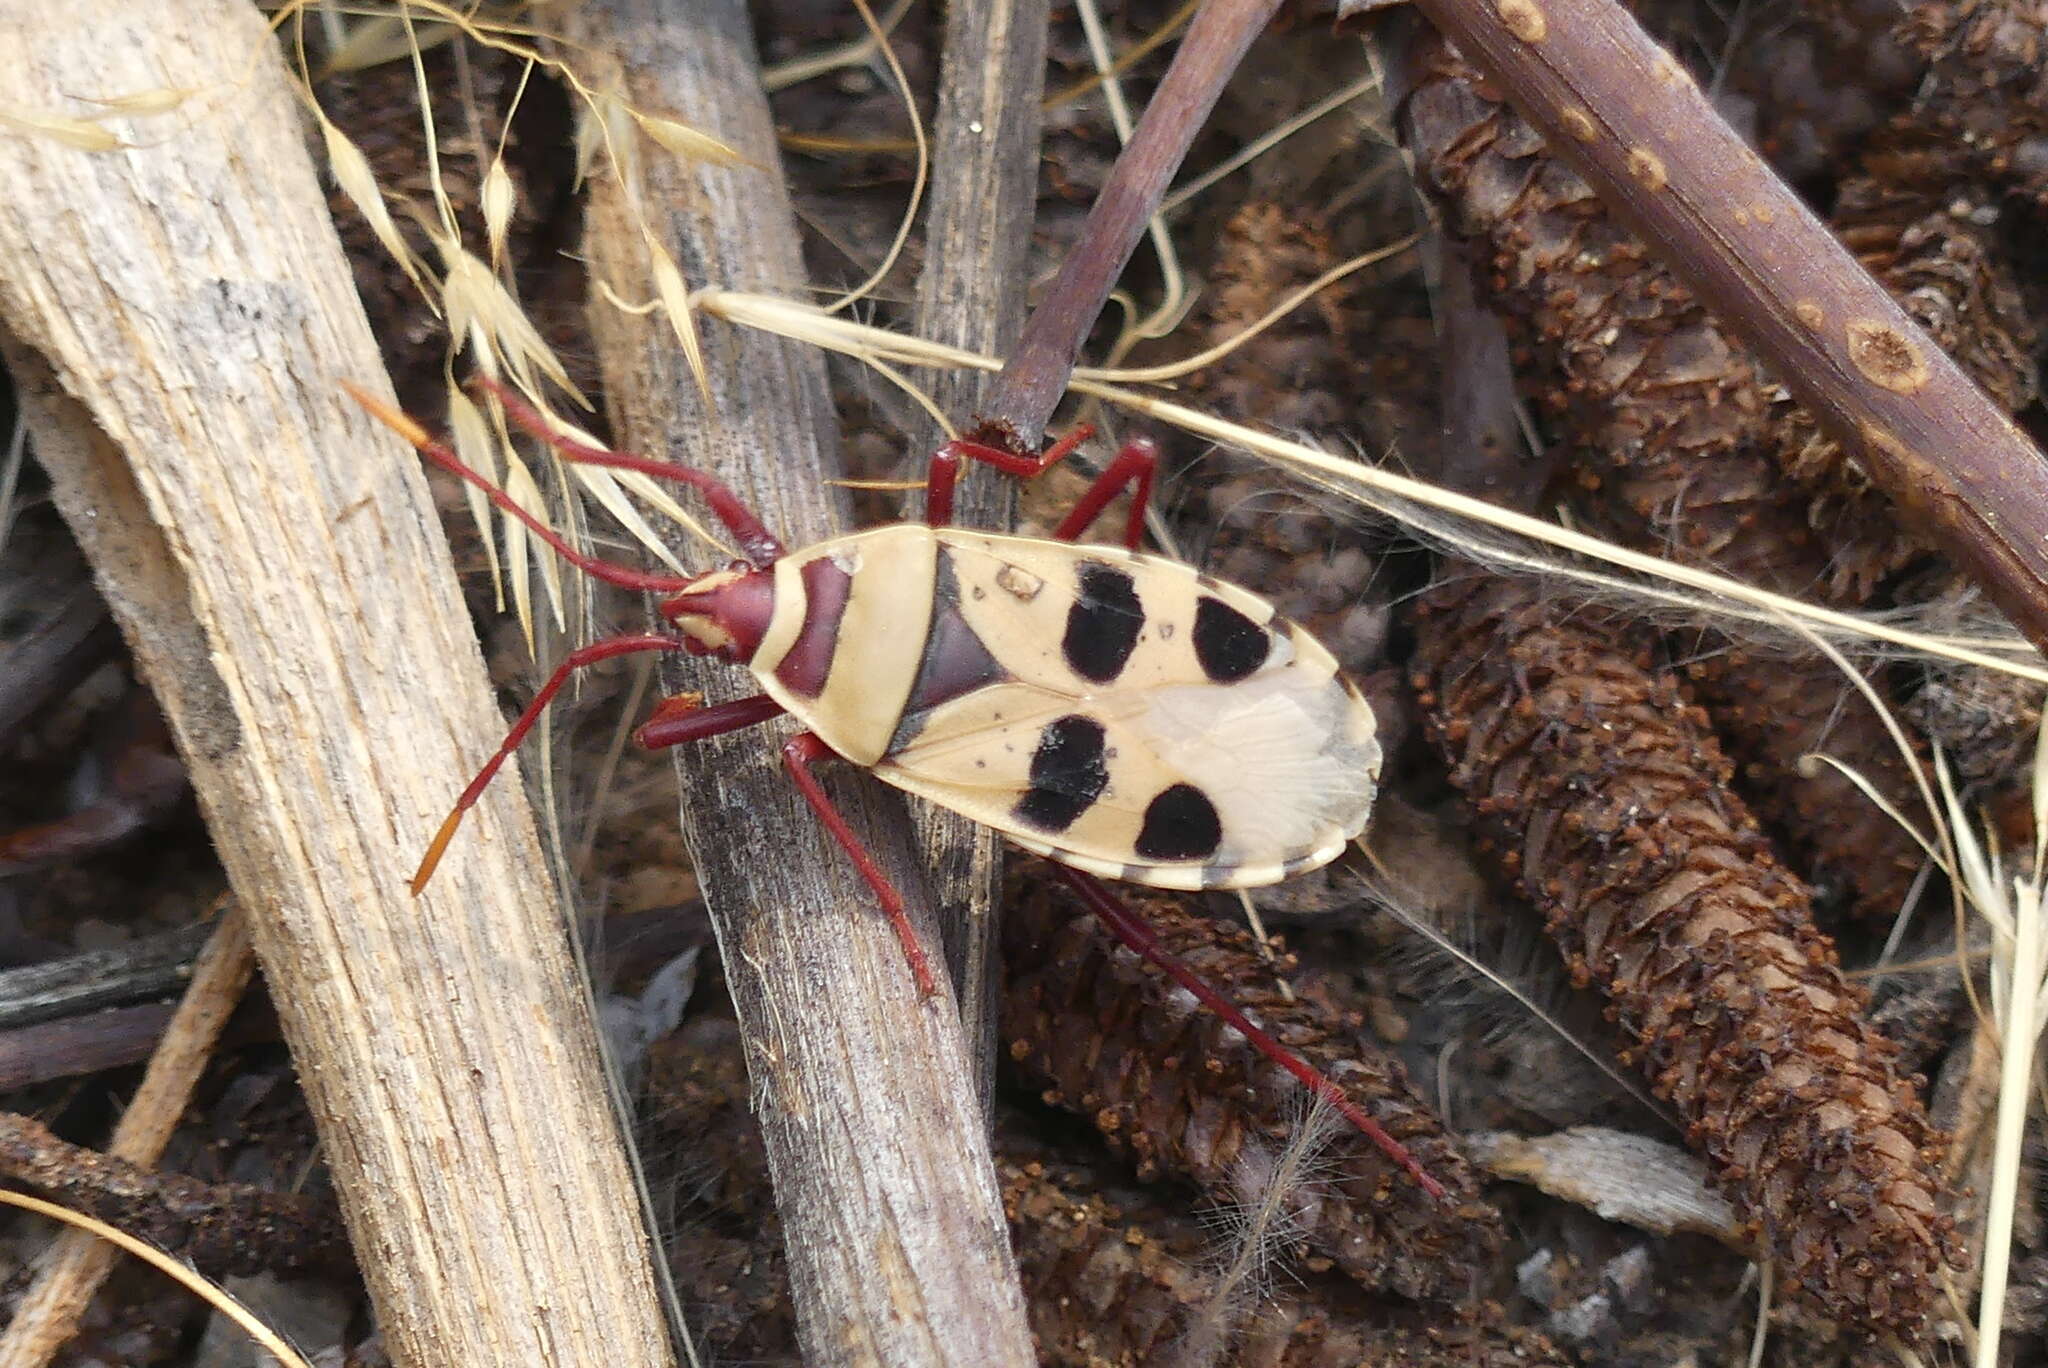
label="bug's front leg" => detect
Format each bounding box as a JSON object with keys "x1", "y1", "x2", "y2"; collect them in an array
[
  {"x1": 923, "y1": 425, "x2": 1095, "y2": 528},
  {"x1": 779, "y1": 731, "x2": 941, "y2": 997},
  {"x1": 412, "y1": 634, "x2": 694, "y2": 894}
]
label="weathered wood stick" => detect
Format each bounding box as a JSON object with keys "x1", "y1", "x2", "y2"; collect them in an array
[
  {"x1": 905, "y1": 0, "x2": 1053, "y2": 1112},
  {"x1": 563, "y1": 1, "x2": 1036, "y2": 1363},
  {"x1": 0, "y1": 6, "x2": 675, "y2": 1365}
]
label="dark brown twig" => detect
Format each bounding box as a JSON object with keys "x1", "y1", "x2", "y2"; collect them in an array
[
  {"x1": 1403, "y1": 0, "x2": 2048, "y2": 656},
  {"x1": 0, "y1": 1111, "x2": 349, "y2": 1281},
  {"x1": 0, "y1": 904, "x2": 259, "y2": 1363},
  {"x1": 985, "y1": 0, "x2": 1286, "y2": 443}
]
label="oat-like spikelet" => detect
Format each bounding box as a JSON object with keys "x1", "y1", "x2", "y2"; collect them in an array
[
  {"x1": 1399, "y1": 38, "x2": 1928, "y2": 918},
  {"x1": 1001, "y1": 872, "x2": 1501, "y2": 1301},
  {"x1": 1003, "y1": 1143, "x2": 1567, "y2": 1368},
  {"x1": 1407, "y1": 569, "x2": 1954, "y2": 1332}
]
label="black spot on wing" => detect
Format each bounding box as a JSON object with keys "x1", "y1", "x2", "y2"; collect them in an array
[
  {"x1": 1192, "y1": 596, "x2": 1269, "y2": 682},
  {"x1": 1012, "y1": 715, "x2": 1109, "y2": 834},
  {"x1": 1062, "y1": 561, "x2": 1143, "y2": 683},
  {"x1": 1135, "y1": 783, "x2": 1223, "y2": 861}
]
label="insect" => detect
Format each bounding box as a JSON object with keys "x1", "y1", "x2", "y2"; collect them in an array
[{"x1": 347, "y1": 377, "x2": 1440, "y2": 1200}]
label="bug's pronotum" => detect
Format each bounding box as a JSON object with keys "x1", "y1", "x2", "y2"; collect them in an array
[{"x1": 348, "y1": 377, "x2": 1440, "y2": 1199}]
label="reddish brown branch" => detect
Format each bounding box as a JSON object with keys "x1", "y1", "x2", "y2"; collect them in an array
[{"x1": 1402, "y1": 0, "x2": 2048, "y2": 656}]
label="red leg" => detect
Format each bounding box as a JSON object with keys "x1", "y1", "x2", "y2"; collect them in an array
[
  {"x1": 924, "y1": 424, "x2": 1095, "y2": 527},
  {"x1": 345, "y1": 383, "x2": 700, "y2": 594},
  {"x1": 1050, "y1": 438, "x2": 1157, "y2": 551},
  {"x1": 412, "y1": 634, "x2": 691, "y2": 894},
  {"x1": 470, "y1": 377, "x2": 785, "y2": 566},
  {"x1": 634, "y1": 692, "x2": 788, "y2": 749},
  {"x1": 780, "y1": 731, "x2": 940, "y2": 997},
  {"x1": 1052, "y1": 866, "x2": 1448, "y2": 1202}
]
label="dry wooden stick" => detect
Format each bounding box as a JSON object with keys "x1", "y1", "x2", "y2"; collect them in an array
[
  {"x1": 0, "y1": 905, "x2": 254, "y2": 1366},
  {"x1": 562, "y1": 2, "x2": 1035, "y2": 1362},
  {"x1": 0, "y1": 7, "x2": 676, "y2": 1365},
  {"x1": 1401, "y1": 0, "x2": 2048, "y2": 655},
  {"x1": 904, "y1": 0, "x2": 1053, "y2": 1111}
]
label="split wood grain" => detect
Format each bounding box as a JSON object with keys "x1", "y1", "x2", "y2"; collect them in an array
[
  {"x1": 0, "y1": 7, "x2": 676, "y2": 1366},
  {"x1": 905, "y1": 0, "x2": 1053, "y2": 1114},
  {"x1": 561, "y1": 2, "x2": 1036, "y2": 1364}
]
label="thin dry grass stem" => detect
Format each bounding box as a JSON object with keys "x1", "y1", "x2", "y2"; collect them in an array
[
  {"x1": 1360, "y1": 866, "x2": 1672, "y2": 1122},
  {"x1": 1105, "y1": 236, "x2": 1416, "y2": 383},
  {"x1": 818, "y1": 0, "x2": 926, "y2": 317},
  {"x1": 1073, "y1": 0, "x2": 1186, "y2": 360},
  {"x1": 759, "y1": 0, "x2": 916, "y2": 93},
  {"x1": 1158, "y1": 69, "x2": 1384, "y2": 217},
  {"x1": 0, "y1": 1192, "x2": 314, "y2": 1368},
  {"x1": 1177, "y1": 1092, "x2": 1343, "y2": 1368},
  {"x1": 692, "y1": 290, "x2": 2048, "y2": 685},
  {"x1": 1928, "y1": 714, "x2": 2048, "y2": 1367}
]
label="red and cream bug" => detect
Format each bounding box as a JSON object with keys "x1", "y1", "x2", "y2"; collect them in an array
[{"x1": 347, "y1": 377, "x2": 1437, "y2": 1200}]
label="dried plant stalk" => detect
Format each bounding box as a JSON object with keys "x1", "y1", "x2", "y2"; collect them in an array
[
  {"x1": 1002, "y1": 873, "x2": 1501, "y2": 1301},
  {"x1": 562, "y1": 2, "x2": 1033, "y2": 1361},
  {"x1": 0, "y1": 7, "x2": 679, "y2": 1363},
  {"x1": 904, "y1": 0, "x2": 1053, "y2": 1107},
  {"x1": 1408, "y1": 568, "x2": 1953, "y2": 1332},
  {"x1": 1400, "y1": 36, "x2": 1926, "y2": 918}
]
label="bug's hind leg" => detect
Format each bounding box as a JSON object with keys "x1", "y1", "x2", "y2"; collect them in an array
[
  {"x1": 468, "y1": 376, "x2": 786, "y2": 567},
  {"x1": 780, "y1": 731, "x2": 941, "y2": 997},
  {"x1": 413, "y1": 635, "x2": 693, "y2": 894},
  {"x1": 1051, "y1": 866, "x2": 1448, "y2": 1202},
  {"x1": 1049, "y1": 438, "x2": 1157, "y2": 550},
  {"x1": 924, "y1": 424, "x2": 1095, "y2": 527}
]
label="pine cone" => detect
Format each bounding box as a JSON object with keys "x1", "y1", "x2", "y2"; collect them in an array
[{"x1": 1408, "y1": 568, "x2": 1953, "y2": 1333}]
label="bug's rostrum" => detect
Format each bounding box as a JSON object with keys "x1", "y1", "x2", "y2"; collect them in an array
[{"x1": 662, "y1": 566, "x2": 776, "y2": 664}]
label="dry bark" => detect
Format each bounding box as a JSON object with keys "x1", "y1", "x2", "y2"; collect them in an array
[
  {"x1": 0, "y1": 7, "x2": 677, "y2": 1365},
  {"x1": 562, "y1": 2, "x2": 1034, "y2": 1362},
  {"x1": 903, "y1": 0, "x2": 1053, "y2": 1111}
]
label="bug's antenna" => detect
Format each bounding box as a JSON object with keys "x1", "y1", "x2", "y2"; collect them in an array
[
  {"x1": 469, "y1": 377, "x2": 787, "y2": 567},
  {"x1": 1053, "y1": 866, "x2": 1449, "y2": 1202},
  {"x1": 343, "y1": 381, "x2": 699, "y2": 595}
]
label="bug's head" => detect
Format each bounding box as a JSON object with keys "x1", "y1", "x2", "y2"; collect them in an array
[{"x1": 659, "y1": 563, "x2": 776, "y2": 664}]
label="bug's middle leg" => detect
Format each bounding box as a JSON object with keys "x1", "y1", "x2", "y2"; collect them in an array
[{"x1": 779, "y1": 731, "x2": 940, "y2": 997}]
